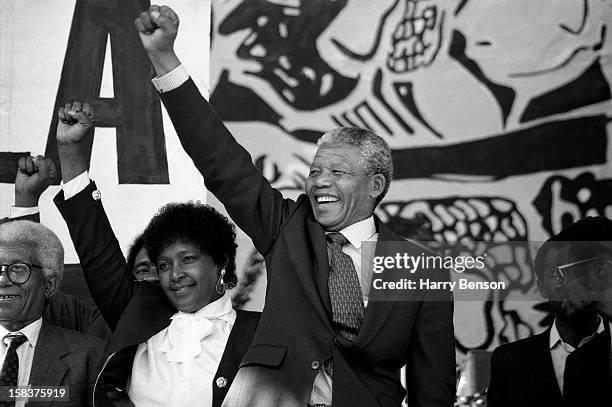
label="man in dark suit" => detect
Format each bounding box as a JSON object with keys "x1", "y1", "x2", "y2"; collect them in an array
[
  {"x1": 2, "y1": 155, "x2": 110, "y2": 340},
  {"x1": 0, "y1": 220, "x2": 106, "y2": 407},
  {"x1": 133, "y1": 6, "x2": 455, "y2": 407},
  {"x1": 487, "y1": 217, "x2": 612, "y2": 407}
]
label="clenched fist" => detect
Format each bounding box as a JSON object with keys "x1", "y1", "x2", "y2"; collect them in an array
[
  {"x1": 135, "y1": 5, "x2": 179, "y2": 54},
  {"x1": 135, "y1": 5, "x2": 181, "y2": 76},
  {"x1": 14, "y1": 156, "x2": 57, "y2": 207},
  {"x1": 57, "y1": 101, "x2": 95, "y2": 145}
]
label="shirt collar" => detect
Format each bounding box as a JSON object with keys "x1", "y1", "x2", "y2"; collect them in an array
[
  {"x1": 172, "y1": 293, "x2": 236, "y2": 325},
  {"x1": 331, "y1": 216, "x2": 376, "y2": 249},
  {"x1": 549, "y1": 316, "x2": 604, "y2": 351},
  {"x1": 0, "y1": 317, "x2": 43, "y2": 348}
]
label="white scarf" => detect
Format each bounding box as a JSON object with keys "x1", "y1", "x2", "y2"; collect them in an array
[{"x1": 159, "y1": 295, "x2": 235, "y2": 363}]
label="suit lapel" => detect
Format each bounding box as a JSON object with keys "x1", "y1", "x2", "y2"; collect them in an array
[
  {"x1": 533, "y1": 329, "x2": 563, "y2": 402},
  {"x1": 29, "y1": 322, "x2": 69, "y2": 407},
  {"x1": 356, "y1": 220, "x2": 397, "y2": 346}
]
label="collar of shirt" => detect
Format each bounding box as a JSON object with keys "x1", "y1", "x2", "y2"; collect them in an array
[
  {"x1": 170, "y1": 292, "x2": 237, "y2": 329},
  {"x1": 549, "y1": 316, "x2": 605, "y2": 352},
  {"x1": 0, "y1": 317, "x2": 43, "y2": 349},
  {"x1": 329, "y1": 216, "x2": 377, "y2": 249}
]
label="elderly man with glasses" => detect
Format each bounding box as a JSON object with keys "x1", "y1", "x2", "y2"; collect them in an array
[{"x1": 0, "y1": 220, "x2": 105, "y2": 407}]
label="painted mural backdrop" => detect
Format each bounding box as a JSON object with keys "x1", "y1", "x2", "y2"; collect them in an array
[{"x1": 208, "y1": 0, "x2": 612, "y2": 356}]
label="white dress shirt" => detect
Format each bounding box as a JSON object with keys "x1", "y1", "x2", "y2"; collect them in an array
[
  {"x1": 0, "y1": 317, "x2": 43, "y2": 407},
  {"x1": 549, "y1": 316, "x2": 610, "y2": 394},
  {"x1": 127, "y1": 294, "x2": 236, "y2": 407},
  {"x1": 310, "y1": 216, "x2": 378, "y2": 406}
]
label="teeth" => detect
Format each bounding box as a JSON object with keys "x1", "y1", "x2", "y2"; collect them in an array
[
  {"x1": 316, "y1": 196, "x2": 339, "y2": 203},
  {"x1": 0, "y1": 295, "x2": 17, "y2": 299}
]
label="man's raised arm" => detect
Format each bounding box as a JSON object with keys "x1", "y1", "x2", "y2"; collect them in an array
[
  {"x1": 54, "y1": 101, "x2": 134, "y2": 329},
  {"x1": 134, "y1": 5, "x2": 296, "y2": 255}
]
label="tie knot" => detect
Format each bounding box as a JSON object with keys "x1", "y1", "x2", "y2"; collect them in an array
[
  {"x1": 326, "y1": 232, "x2": 348, "y2": 247},
  {"x1": 3, "y1": 333, "x2": 26, "y2": 349}
]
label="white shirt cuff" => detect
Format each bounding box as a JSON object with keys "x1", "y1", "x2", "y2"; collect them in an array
[
  {"x1": 62, "y1": 172, "x2": 91, "y2": 200},
  {"x1": 9, "y1": 206, "x2": 39, "y2": 218},
  {"x1": 151, "y1": 64, "x2": 190, "y2": 93}
]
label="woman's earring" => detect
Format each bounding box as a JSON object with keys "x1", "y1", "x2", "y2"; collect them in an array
[{"x1": 216, "y1": 269, "x2": 226, "y2": 295}]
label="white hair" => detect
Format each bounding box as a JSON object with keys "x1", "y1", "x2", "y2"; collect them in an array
[{"x1": 0, "y1": 220, "x2": 64, "y2": 284}]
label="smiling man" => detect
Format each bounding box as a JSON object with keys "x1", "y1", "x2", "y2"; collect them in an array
[
  {"x1": 134, "y1": 5, "x2": 455, "y2": 407},
  {"x1": 0, "y1": 221, "x2": 105, "y2": 407}
]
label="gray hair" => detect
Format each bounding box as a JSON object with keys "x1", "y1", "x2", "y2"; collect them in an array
[
  {"x1": 317, "y1": 127, "x2": 393, "y2": 204},
  {"x1": 0, "y1": 220, "x2": 64, "y2": 285}
]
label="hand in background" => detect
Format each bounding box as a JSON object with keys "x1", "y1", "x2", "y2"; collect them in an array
[
  {"x1": 57, "y1": 101, "x2": 94, "y2": 145},
  {"x1": 135, "y1": 5, "x2": 181, "y2": 76},
  {"x1": 56, "y1": 101, "x2": 95, "y2": 183},
  {"x1": 14, "y1": 156, "x2": 57, "y2": 207}
]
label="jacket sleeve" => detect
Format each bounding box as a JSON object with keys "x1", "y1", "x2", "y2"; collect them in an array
[
  {"x1": 404, "y1": 292, "x2": 456, "y2": 407},
  {"x1": 486, "y1": 347, "x2": 512, "y2": 407},
  {"x1": 54, "y1": 181, "x2": 135, "y2": 330},
  {"x1": 159, "y1": 78, "x2": 297, "y2": 255}
]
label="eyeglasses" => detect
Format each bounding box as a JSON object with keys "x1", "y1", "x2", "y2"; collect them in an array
[
  {"x1": 553, "y1": 256, "x2": 612, "y2": 284},
  {"x1": 0, "y1": 263, "x2": 42, "y2": 285}
]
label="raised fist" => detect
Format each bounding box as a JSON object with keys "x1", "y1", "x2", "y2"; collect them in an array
[
  {"x1": 135, "y1": 5, "x2": 179, "y2": 55},
  {"x1": 57, "y1": 101, "x2": 95, "y2": 145},
  {"x1": 14, "y1": 156, "x2": 57, "y2": 207}
]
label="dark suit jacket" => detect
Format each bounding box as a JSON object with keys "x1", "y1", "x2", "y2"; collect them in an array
[
  {"x1": 158, "y1": 78, "x2": 456, "y2": 407},
  {"x1": 28, "y1": 321, "x2": 106, "y2": 407},
  {"x1": 54, "y1": 184, "x2": 260, "y2": 407},
  {"x1": 487, "y1": 324, "x2": 612, "y2": 407}
]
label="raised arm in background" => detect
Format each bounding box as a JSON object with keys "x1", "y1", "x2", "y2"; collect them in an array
[{"x1": 53, "y1": 102, "x2": 136, "y2": 329}]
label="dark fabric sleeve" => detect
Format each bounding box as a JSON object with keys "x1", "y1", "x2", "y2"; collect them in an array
[
  {"x1": 486, "y1": 348, "x2": 511, "y2": 407},
  {"x1": 159, "y1": 79, "x2": 297, "y2": 255},
  {"x1": 44, "y1": 291, "x2": 112, "y2": 340},
  {"x1": 404, "y1": 295, "x2": 456, "y2": 407},
  {"x1": 54, "y1": 181, "x2": 135, "y2": 330}
]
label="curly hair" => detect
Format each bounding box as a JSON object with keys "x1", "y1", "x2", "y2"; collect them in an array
[{"x1": 143, "y1": 202, "x2": 238, "y2": 288}]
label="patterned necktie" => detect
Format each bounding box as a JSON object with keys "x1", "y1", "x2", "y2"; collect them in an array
[
  {"x1": 0, "y1": 333, "x2": 27, "y2": 406},
  {"x1": 326, "y1": 232, "x2": 364, "y2": 341}
]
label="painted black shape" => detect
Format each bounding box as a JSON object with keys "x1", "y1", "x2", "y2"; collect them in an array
[
  {"x1": 211, "y1": 70, "x2": 282, "y2": 124},
  {"x1": 454, "y1": 0, "x2": 470, "y2": 16},
  {"x1": 373, "y1": 69, "x2": 414, "y2": 134},
  {"x1": 560, "y1": 0, "x2": 588, "y2": 34},
  {"x1": 392, "y1": 115, "x2": 608, "y2": 180},
  {"x1": 0, "y1": 152, "x2": 29, "y2": 184},
  {"x1": 290, "y1": 129, "x2": 323, "y2": 144},
  {"x1": 217, "y1": 0, "x2": 358, "y2": 110},
  {"x1": 44, "y1": 0, "x2": 168, "y2": 185},
  {"x1": 392, "y1": 82, "x2": 443, "y2": 139},
  {"x1": 359, "y1": 101, "x2": 392, "y2": 135},
  {"x1": 521, "y1": 59, "x2": 611, "y2": 122},
  {"x1": 532, "y1": 172, "x2": 612, "y2": 236},
  {"x1": 449, "y1": 30, "x2": 515, "y2": 127},
  {"x1": 330, "y1": 0, "x2": 400, "y2": 61}
]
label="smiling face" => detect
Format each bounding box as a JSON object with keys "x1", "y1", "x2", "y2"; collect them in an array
[
  {"x1": 157, "y1": 241, "x2": 222, "y2": 313},
  {"x1": 305, "y1": 143, "x2": 383, "y2": 231},
  {"x1": 0, "y1": 243, "x2": 57, "y2": 331}
]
